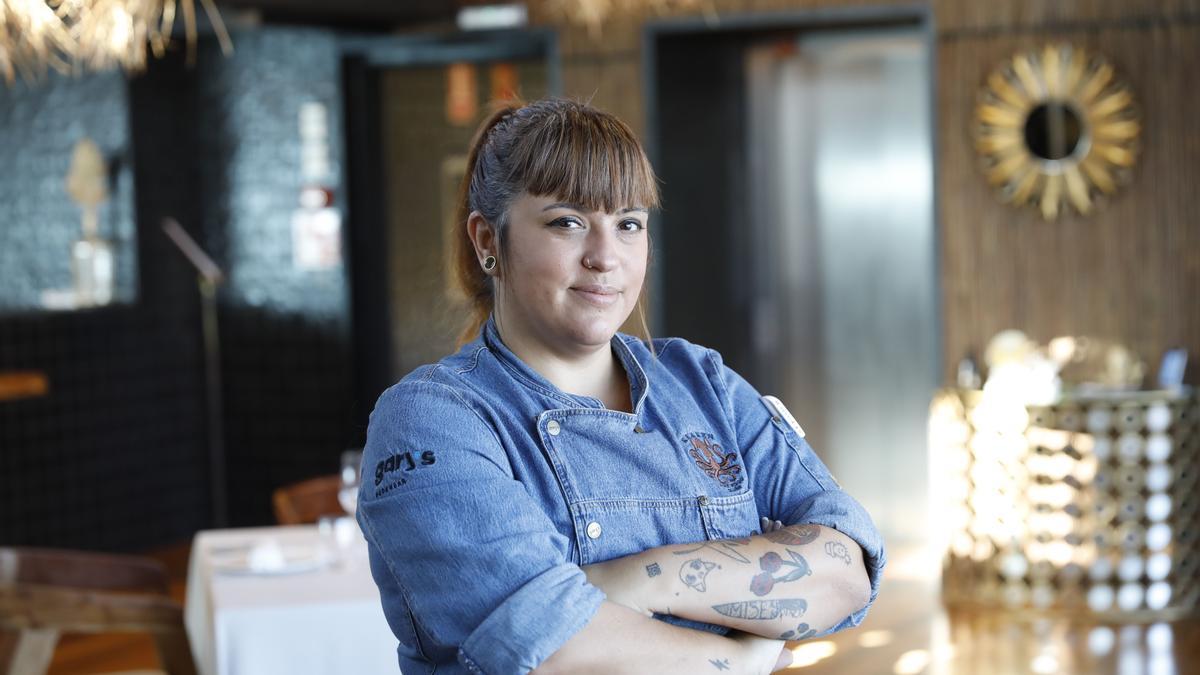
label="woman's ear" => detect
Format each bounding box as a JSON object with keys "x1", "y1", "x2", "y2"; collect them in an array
[{"x1": 466, "y1": 211, "x2": 497, "y2": 268}]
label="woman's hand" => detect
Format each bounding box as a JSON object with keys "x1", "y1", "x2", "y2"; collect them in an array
[{"x1": 728, "y1": 632, "x2": 793, "y2": 674}]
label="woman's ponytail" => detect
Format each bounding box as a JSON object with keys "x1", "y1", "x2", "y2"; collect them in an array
[{"x1": 452, "y1": 99, "x2": 524, "y2": 345}]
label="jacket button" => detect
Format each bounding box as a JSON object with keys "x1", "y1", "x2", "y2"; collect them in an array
[
  {"x1": 547, "y1": 420, "x2": 561, "y2": 436},
  {"x1": 634, "y1": 425, "x2": 646, "y2": 433},
  {"x1": 698, "y1": 495, "x2": 710, "y2": 507},
  {"x1": 586, "y1": 521, "x2": 603, "y2": 539}
]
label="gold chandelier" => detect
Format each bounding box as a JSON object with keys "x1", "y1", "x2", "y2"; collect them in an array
[
  {"x1": 0, "y1": 0, "x2": 232, "y2": 84},
  {"x1": 540, "y1": 0, "x2": 715, "y2": 38}
]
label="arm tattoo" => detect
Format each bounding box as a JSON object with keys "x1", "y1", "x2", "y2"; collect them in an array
[
  {"x1": 709, "y1": 658, "x2": 731, "y2": 671},
  {"x1": 711, "y1": 598, "x2": 808, "y2": 620},
  {"x1": 679, "y1": 558, "x2": 719, "y2": 592},
  {"x1": 750, "y1": 549, "x2": 813, "y2": 596},
  {"x1": 825, "y1": 540, "x2": 852, "y2": 565},
  {"x1": 781, "y1": 622, "x2": 817, "y2": 640},
  {"x1": 673, "y1": 538, "x2": 752, "y2": 565},
  {"x1": 645, "y1": 562, "x2": 662, "y2": 577},
  {"x1": 762, "y1": 523, "x2": 820, "y2": 546}
]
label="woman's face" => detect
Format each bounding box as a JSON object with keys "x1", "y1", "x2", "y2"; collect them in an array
[{"x1": 494, "y1": 192, "x2": 649, "y2": 356}]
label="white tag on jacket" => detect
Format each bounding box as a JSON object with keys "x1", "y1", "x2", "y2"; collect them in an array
[{"x1": 762, "y1": 395, "x2": 805, "y2": 438}]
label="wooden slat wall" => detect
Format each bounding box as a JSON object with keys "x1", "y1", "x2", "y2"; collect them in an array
[
  {"x1": 934, "y1": 0, "x2": 1200, "y2": 33},
  {"x1": 529, "y1": 1, "x2": 1200, "y2": 385},
  {"x1": 938, "y1": 20, "x2": 1200, "y2": 380}
]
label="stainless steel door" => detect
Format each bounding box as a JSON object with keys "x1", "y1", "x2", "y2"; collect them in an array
[{"x1": 745, "y1": 28, "x2": 936, "y2": 543}]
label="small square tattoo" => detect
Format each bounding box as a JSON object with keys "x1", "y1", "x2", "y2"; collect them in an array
[{"x1": 645, "y1": 562, "x2": 661, "y2": 577}]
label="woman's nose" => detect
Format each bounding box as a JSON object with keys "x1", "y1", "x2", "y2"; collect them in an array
[{"x1": 582, "y1": 229, "x2": 619, "y2": 272}]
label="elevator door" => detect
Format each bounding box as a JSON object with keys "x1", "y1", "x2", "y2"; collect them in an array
[{"x1": 745, "y1": 28, "x2": 935, "y2": 543}]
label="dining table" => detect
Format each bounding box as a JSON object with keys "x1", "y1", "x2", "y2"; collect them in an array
[{"x1": 184, "y1": 520, "x2": 400, "y2": 675}]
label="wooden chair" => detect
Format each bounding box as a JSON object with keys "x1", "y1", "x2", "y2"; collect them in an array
[
  {"x1": 271, "y1": 475, "x2": 346, "y2": 525},
  {"x1": 0, "y1": 547, "x2": 195, "y2": 675}
]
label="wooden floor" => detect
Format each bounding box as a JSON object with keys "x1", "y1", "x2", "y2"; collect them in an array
[
  {"x1": 40, "y1": 543, "x2": 1199, "y2": 675},
  {"x1": 784, "y1": 547, "x2": 1200, "y2": 675}
]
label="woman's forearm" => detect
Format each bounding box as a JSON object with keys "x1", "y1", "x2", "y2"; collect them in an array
[
  {"x1": 533, "y1": 601, "x2": 786, "y2": 675},
  {"x1": 585, "y1": 524, "x2": 871, "y2": 639}
]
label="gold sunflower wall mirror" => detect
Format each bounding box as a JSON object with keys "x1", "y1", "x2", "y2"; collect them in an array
[{"x1": 974, "y1": 44, "x2": 1141, "y2": 220}]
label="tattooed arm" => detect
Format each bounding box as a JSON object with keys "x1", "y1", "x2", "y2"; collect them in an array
[
  {"x1": 533, "y1": 601, "x2": 790, "y2": 675},
  {"x1": 582, "y1": 524, "x2": 870, "y2": 640}
]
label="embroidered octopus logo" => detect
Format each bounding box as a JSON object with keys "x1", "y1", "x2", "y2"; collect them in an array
[{"x1": 682, "y1": 432, "x2": 744, "y2": 492}]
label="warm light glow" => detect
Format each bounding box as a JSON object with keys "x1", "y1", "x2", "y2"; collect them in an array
[
  {"x1": 1087, "y1": 626, "x2": 1115, "y2": 656},
  {"x1": 1147, "y1": 623, "x2": 1172, "y2": 652},
  {"x1": 542, "y1": 0, "x2": 711, "y2": 38},
  {"x1": 893, "y1": 649, "x2": 931, "y2": 675},
  {"x1": 1026, "y1": 483, "x2": 1075, "y2": 508},
  {"x1": 1026, "y1": 426, "x2": 1072, "y2": 452},
  {"x1": 1031, "y1": 653, "x2": 1059, "y2": 674},
  {"x1": 789, "y1": 641, "x2": 837, "y2": 667},
  {"x1": 857, "y1": 630, "x2": 894, "y2": 648}
]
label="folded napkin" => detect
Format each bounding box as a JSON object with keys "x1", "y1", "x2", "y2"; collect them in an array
[{"x1": 246, "y1": 538, "x2": 287, "y2": 572}]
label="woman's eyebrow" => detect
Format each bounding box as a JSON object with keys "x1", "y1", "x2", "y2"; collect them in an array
[{"x1": 541, "y1": 202, "x2": 648, "y2": 215}]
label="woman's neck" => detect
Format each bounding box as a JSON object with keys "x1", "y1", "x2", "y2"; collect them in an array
[{"x1": 497, "y1": 324, "x2": 632, "y2": 412}]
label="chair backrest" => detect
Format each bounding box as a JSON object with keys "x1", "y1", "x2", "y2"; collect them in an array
[
  {"x1": 0, "y1": 547, "x2": 195, "y2": 675},
  {"x1": 272, "y1": 475, "x2": 345, "y2": 525}
]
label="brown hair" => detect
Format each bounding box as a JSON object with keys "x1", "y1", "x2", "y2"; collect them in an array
[{"x1": 452, "y1": 97, "x2": 662, "y2": 345}]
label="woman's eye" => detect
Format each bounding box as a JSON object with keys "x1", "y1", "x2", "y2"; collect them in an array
[
  {"x1": 551, "y1": 217, "x2": 584, "y2": 229},
  {"x1": 619, "y1": 219, "x2": 645, "y2": 232}
]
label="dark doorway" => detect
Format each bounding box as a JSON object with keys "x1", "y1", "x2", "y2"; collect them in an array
[{"x1": 342, "y1": 31, "x2": 560, "y2": 442}]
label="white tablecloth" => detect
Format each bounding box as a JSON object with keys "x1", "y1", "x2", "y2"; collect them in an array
[{"x1": 184, "y1": 523, "x2": 399, "y2": 675}]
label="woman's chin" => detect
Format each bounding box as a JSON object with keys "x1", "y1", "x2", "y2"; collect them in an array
[{"x1": 562, "y1": 315, "x2": 625, "y2": 348}]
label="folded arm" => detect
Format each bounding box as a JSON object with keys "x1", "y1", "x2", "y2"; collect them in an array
[
  {"x1": 360, "y1": 381, "x2": 792, "y2": 674},
  {"x1": 582, "y1": 523, "x2": 871, "y2": 639},
  {"x1": 533, "y1": 602, "x2": 790, "y2": 675}
]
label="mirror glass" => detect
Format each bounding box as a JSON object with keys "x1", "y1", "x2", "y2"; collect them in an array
[{"x1": 1024, "y1": 101, "x2": 1085, "y2": 161}]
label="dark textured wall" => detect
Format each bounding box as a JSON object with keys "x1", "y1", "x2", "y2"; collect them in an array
[
  {"x1": 0, "y1": 71, "x2": 139, "y2": 311},
  {"x1": 1, "y1": 27, "x2": 358, "y2": 549},
  {"x1": 0, "y1": 58, "x2": 208, "y2": 550},
  {"x1": 192, "y1": 28, "x2": 355, "y2": 526}
]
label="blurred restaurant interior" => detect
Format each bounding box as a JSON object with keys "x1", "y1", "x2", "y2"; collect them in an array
[{"x1": 0, "y1": 0, "x2": 1197, "y2": 673}]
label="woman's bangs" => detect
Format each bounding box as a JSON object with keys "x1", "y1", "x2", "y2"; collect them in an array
[{"x1": 518, "y1": 115, "x2": 660, "y2": 214}]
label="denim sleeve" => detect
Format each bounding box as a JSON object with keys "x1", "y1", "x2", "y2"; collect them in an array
[
  {"x1": 704, "y1": 350, "x2": 886, "y2": 634},
  {"x1": 357, "y1": 380, "x2": 604, "y2": 674}
]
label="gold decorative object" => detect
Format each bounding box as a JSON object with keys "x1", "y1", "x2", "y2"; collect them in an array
[
  {"x1": 974, "y1": 44, "x2": 1141, "y2": 220},
  {"x1": 65, "y1": 137, "x2": 114, "y2": 306},
  {"x1": 0, "y1": 0, "x2": 232, "y2": 85},
  {"x1": 931, "y1": 388, "x2": 1200, "y2": 620}
]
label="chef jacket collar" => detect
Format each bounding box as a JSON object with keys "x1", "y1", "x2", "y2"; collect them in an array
[{"x1": 482, "y1": 313, "x2": 648, "y2": 416}]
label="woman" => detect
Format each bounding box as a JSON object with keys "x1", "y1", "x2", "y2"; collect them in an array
[{"x1": 357, "y1": 98, "x2": 884, "y2": 675}]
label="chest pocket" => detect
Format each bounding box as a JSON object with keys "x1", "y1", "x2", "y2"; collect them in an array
[{"x1": 536, "y1": 409, "x2": 761, "y2": 564}]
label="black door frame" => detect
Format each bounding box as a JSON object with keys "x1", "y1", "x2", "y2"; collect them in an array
[{"x1": 341, "y1": 29, "x2": 561, "y2": 442}]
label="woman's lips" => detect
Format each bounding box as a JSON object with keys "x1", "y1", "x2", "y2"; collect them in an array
[{"x1": 570, "y1": 285, "x2": 620, "y2": 307}]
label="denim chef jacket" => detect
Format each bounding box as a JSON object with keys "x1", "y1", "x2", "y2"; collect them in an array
[{"x1": 357, "y1": 315, "x2": 885, "y2": 675}]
